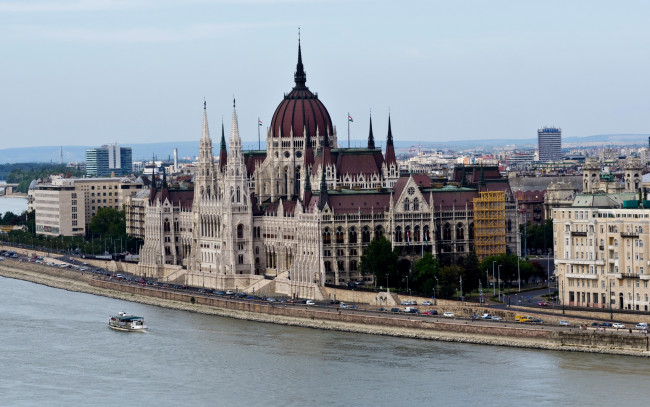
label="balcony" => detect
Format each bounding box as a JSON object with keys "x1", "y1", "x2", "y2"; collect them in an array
[
  {"x1": 621, "y1": 231, "x2": 639, "y2": 238},
  {"x1": 616, "y1": 273, "x2": 640, "y2": 279},
  {"x1": 570, "y1": 231, "x2": 587, "y2": 237},
  {"x1": 599, "y1": 245, "x2": 604, "y2": 251}
]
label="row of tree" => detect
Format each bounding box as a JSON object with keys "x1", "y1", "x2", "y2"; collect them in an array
[
  {"x1": 360, "y1": 236, "x2": 547, "y2": 299},
  {"x1": 521, "y1": 219, "x2": 553, "y2": 255},
  {"x1": 2, "y1": 163, "x2": 83, "y2": 193}
]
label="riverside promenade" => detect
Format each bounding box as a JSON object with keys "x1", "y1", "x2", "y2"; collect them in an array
[{"x1": 1, "y1": 247, "x2": 649, "y2": 357}]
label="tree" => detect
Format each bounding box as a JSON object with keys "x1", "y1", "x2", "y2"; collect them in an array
[
  {"x1": 87, "y1": 207, "x2": 126, "y2": 238},
  {"x1": 438, "y1": 265, "x2": 463, "y2": 299},
  {"x1": 359, "y1": 236, "x2": 398, "y2": 287},
  {"x1": 462, "y1": 251, "x2": 481, "y2": 293},
  {"x1": 411, "y1": 253, "x2": 440, "y2": 295}
]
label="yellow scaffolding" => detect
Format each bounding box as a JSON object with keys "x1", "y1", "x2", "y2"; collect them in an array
[{"x1": 473, "y1": 191, "x2": 506, "y2": 261}]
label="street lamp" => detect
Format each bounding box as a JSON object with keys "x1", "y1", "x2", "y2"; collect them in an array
[
  {"x1": 498, "y1": 264, "x2": 502, "y2": 301},
  {"x1": 492, "y1": 261, "x2": 496, "y2": 296},
  {"x1": 385, "y1": 273, "x2": 389, "y2": 295}
]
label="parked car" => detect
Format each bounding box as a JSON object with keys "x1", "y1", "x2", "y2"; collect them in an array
[
  {"x1": 305, "y1": 300, "x2": 315, "y2": 305},
  {"x1": 612, "y1": 323, "x2": 626, "y2": 329},
  {"x1": 559, "y1": 320, "x2": 570, "y2": 326},
  {"x1": 537, "y1": 301, "x2": 549, "y2": 306},
  {"x1": 401, "y1": 300, "x2": 410, "y2": 305},
  {"x1": 599, "y1": 322, "x2": 612, "y2": 327},
  {"x1": 422, "y1": 310, "x2": 438, "y2": 316},
  {"x1": 491, "y1": 316, "x2": 502, "y2": 321},
  {"x1": 422, "y1": 301, "x2": 432, "y2": 306},
  {"x1": 635, "y1": 322, "x2": 648, "y2": 330},
  {"x1": 390, "y1": 308, "x2": 401, "y2": 313},
  {"x1": 377, "y1": 307, "x2": 388, "y2": 312},
  {"x1": 443, "y1": 312, "x2": 454, "y2": 318},
  {"x1": 225, "y1": 290, "x2": 234, "y2": 295}
]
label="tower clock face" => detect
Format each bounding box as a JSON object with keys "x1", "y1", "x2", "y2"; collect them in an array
[{"x1": 407, "y1": 187, "x2": 415, "y2": 195}]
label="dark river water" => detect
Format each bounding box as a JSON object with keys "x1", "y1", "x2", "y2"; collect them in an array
[{"x1": 1, "y1": 275, "x2": 648, "y2": 406}]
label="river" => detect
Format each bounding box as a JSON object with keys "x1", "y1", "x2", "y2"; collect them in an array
[
  {"x1": 0, "y1": 196, "x2": 28, "y2": 216},
  {"x1": 0, "y1": 275, "x2": 648, "y2": 407}
]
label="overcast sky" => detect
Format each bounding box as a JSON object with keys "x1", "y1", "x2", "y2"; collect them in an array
[{"x1": 1, "y1": 0, "x2": 649, "y2": 149}]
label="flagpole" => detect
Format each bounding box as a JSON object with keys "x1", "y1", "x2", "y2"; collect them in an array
[
  {"x1": 347, "y1": 112, "x2": 350, "y2": 148},
  {"x1": 257, "y1": 117, "x2": 261, "y2": 150}
]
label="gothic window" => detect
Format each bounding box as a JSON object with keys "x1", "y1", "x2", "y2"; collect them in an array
[
  {"x1": 350, "y1": 260, "x2": 358, "y2": 271},
  {"x1": 236, "y1": 187, "x2": 241, "y2": 203},
  {"x1": 164, "y1": 219, "x2": 170, "y2": 232},
  {"x1": 413, "y1": 198, "x2": 419, "y2": 211},
  {"x1": 423, "y1": 225, "x2": 430, "y2": 243},
  {"x1": 375, "y1": 225, "x2": 384, "y2": 240},
  {"x1": 336, "y1": 227, "x2": 344, "y2": 244},
  {"x1": 362, "y1": 226, "x2": 371, "y2": 243},
  {"x1": 456, "y1": 223, "x2": 464, "y2": 240},
  {"x1": 323, "y1": 228, "x2": 331, "y2": 245},
  {"x1": 237, "y1": 224, "x2": 244, "y2": 239},
  {"x1": 337, "y1": 261, "x2": 345, "y2": 271},
  {"x1": 255, "y1": 247, "x2": 259, "y2": 255},
  {"x1": 324, "y1": 261, "x2": 332, "y2": 272},
  {"x1": 349, "y1": 227, "x2": 357, "y2": 244},
  {"x1": 414, "y1": 225, "x2": 420, "y2": 242},
  {"x1": 405, "y1": 226, "x2": 411, "y2": 243},
  {"x1": 443, "y1": 223, "x2": 452, "y2": 241},
  {"x1": 238, "y1": 254, "x2": 244, "y2": 264},
  {"x1": 395, "y1": 226, "x2": 403, "y2": 243},
  {"x1": 403, "y1": 198, "x2": 410, "y2": 211},
  {"x1": 507, "y1": 219, "x2": 512, "y2": 232}
]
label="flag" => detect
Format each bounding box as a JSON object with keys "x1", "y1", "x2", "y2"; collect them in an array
[
  {"x1": 424, "y1": 230, "x2": 429, "y2": 246},
  {"x1": 406, "y1": 230, "x2": 410, "y2": 246},
  {"x1": 348, "y1": 115, "x2": 353, "y2": 122},
  {"x1": 258, "y1": 119, "x2": 263, "y2": 126}
]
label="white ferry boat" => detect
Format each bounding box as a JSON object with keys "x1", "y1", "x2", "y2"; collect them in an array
[{"x1": 108, "y1": 311, "x2": 147, "y2": 332}]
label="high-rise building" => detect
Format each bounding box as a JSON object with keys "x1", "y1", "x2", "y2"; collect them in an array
[
  {"x1": 537, "y1": 127, "x2": 562, "y2": 162},
  {"x1": 86, "y1": 144, "x2": 133, "y2": 177}
]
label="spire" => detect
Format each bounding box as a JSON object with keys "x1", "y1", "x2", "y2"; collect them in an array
[
  {"x1": 367, "y1": 113, "x2": 375, "y2": 149},
  {"x1": 318, "y1": 166, "x2": 329, "y2": 210},
  {"x1": 230, "y1": 99, "x2": 241, "y2": 144},
  {"x1": 304, "y1": 121, "x2": 314, "y2": 167},
  {"x1": 161, "y1": 166, "x2": 169, "y2": 202},
  {"x1": 319, "y1": 127, "x2": 332, "y2": 169},
  {"x1": 384, "y1": 114, "x2": 396, "y2": 166},
  {"x1": 304, "y1": 167, "x2": 312, "y2": 192},
  {"x1": 201, "y1": 100, "x2": 210, "y2": 141},
  {"x1": 294, "y1": 33, "x2": 307, "y2": 89},
  {"x1": 219, "y1": 119, "x2": 227, "y2": 172},
  {"x1": 303, "y1": 167, "x2": 312, "y2": 205}
]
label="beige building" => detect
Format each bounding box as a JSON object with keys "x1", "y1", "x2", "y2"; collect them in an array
[{"x1": 32, "y1": 176, "x2": 145, "y2": 237}]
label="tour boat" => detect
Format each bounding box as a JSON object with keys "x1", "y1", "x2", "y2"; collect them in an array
[{"x1": 108, "y1": 311, "x2": 147, "y2": 332}]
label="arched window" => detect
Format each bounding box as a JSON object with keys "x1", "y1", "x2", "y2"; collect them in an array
[
  {"x1": 456, "y1": 223, "x2": 464, "y2": 240},
  {"x1": 414, "y1": 225, "x2": 420, "y2": 242},
  {"x1": 236, "y1": 187, "x2": 241, "y2": 203},
  {"x1": 362, "y1": 226, "x2": 371, "y2": 243},
  {"x1": 336, "y1": 227, "x2": 344, "y2": 244},
  {"x1": 413, "y1": 198, "x2": 419, "y2": 211},
  {"x1": 405, "y1": 226, "x2": 411, "y2": 243},
  {"x1": 403, "y1": 198, "x2": 410, "y2": 211},
  {"x1": 423, "y1": 225, "x2": 430, "y2": 243},
  {"x1": 443, "y1": 223, "x2": 452, "y2": 241},
  {"x1": 337, "y1": 261, "x2": 345, "y2": 271},
  {"x1": 395, "y1": 226, "x2": 403, "y2": 243},
  {"x1": 349, "y1": 227, "x2": 357, "y2": 244},
  {"x1": 350, "y1": 260, "x2": 358, "y2": 271},
  {"x1": 323, "y1": 228, "x2": 331, "y2": 245},
  {"x1": 375, "y1": 225, "x2": 384, "y2": 240},
  {"x1": 324, "y1": 261, "x2": 332, "y2": 272},
  {"x1": 237, "y1": 224, "x2": 244, "y2": 239},
  {"x1": 164, "y1": 219, "x2": 170, "y2": 232}
]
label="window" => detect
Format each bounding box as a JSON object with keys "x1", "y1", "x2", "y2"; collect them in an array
[
  {"x1": 237, "y1": 224, "x2": 244, "y2": 239},
  {"x1": 349, "y1": 227, "x2": 357, "y2": 244}
]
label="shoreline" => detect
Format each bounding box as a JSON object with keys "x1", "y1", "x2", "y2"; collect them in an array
[{"x1": 1, "y1": 261, "x2": 648, "y2": 357}]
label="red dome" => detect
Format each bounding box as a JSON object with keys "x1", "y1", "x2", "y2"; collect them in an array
[{"x1": 270, "y1": 42, "x2": 333, "y2": 139}]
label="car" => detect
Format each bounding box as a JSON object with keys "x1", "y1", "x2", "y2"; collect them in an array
[
  {"x1": 559, "y1": 320, "x2": 570, "y2": 326},
  {"x1": 537, "y1": 301, "x2": 549, "y2": 306},
  {"x1": 443, "y1": 312, "x2": 454, "y2": 318},
  {"x1": 266, "y1": 297, "x2": 276, "y2": 302},
  {"x1": 591, "y1": 322, "x2": 600, "y2": 327},
  {"x1": 481, "y1": 314, "x2": 492, "y2": 320},
  {"x1": 198, "y1": 288, "x2": 207, "y2": 293},
  {"x1": 377, "y1": 307, "x2": 388, "y2": 312},
  {"x1": 305, "y1": 300, "x2": 315, "y2": 305},
  {"x1": 532, "y1": 319, "x2": 544, "y2": 324},
  {"x1": 401, "y1": 300, "x2": 410, "y2": 305},
  {"x1": 635, "y1": 322, "x2": 648, "y2": 330},
  {"x1": 347, "y1": 305, "x2": 358, "y2": 310},
  {"x1": 422, "y1": 301, "x2": 432, "y2": 306},
  {"x1": 390, "y1": 308, "x2": 401, "y2": 313},
  {"x1": 213, "y1": 290, "x2": 224, "y2": 295},
  {"x1": 612, "y1": 323, "x2": 626, "y2": 329},
  {"x1": 409, "y1": 300, "x2": 417, "y2": 305},
  {"x1": 225, "y1": 290, "x2": 234, "y2": 295},
  {"x1": 491, "y1": 316, "x2": 502, "y2": 321},
  {"x1": 599, "y1": 322, "x2": 612, "y2": 328},
  {"x1": 340, "y1": 303, "x2": 349, "y2": 309},
  {"x1": 330, "y1": 300, "x2": 340, "y2": 305},
  {"x1": 422, "y1": 310, "x2": 437, "y2": 316}
]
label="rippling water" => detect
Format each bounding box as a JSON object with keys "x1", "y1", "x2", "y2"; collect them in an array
[{"x1": 1, "y1": 275, "x2": 648, "y2": 407}]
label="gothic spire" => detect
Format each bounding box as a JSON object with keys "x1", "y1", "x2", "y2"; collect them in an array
[
  {"x1": 318, "y1": 166, "x2": 329, "y2": 210},
  {"x1": 219, "y1": 118, "x2": 227, "y2": 172},
  {"x1": 384, "y1": 114, "x2": 396, "y2": 165},
  {"x1": 294, "y1": 34, "x2": 307, "y2": 89},
  {"x1": 367, "y1": 113, "x2": 375, "y2": 149}
]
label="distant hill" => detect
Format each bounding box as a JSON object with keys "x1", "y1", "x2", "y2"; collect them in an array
[{"x1": 1, "y1": 134, "x2": 648, "y2": 164}]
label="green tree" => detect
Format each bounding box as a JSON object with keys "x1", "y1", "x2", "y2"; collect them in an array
[
  {"x1": 411, "y1": 252, "x2": 440, "y2": 295},
  {"x1": 359, "y1": 236, "x2": 398, "y2": 287},
  {"x1": 438, "y1": 265, "x2": 463, "y2": 299},
  {"x1": 462, "y1": 251, "x2": 481, "y2": 293},
  {"x1": 87, "y1": 207, "x2": 125, "y2": 238}
]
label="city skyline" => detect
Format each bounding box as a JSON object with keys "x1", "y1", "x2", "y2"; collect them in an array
[{"x1": 2, "y1": 0, "x2": 650, "y2": 149}]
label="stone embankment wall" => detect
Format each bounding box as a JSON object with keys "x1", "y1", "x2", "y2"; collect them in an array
[{"x1": 90, "y1": 279, "x2": 649, "y2": 354}]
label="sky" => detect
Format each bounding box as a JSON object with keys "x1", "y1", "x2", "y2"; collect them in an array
[{"x1": 1, "y1": 0, "x2": 650, "y2": 150}]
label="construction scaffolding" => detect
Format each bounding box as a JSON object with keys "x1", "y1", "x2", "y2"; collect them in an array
[{"x1": 473, "y1": 191, "x2": 506, "y2": 261}]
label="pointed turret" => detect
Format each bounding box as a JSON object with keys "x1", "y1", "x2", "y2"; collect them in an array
[
  {"x1": 160, "y1": 166, "x2": 169, "y2": 203},
  {"x1": 303, "y1": 167, "x2": 312, "y2": 205},
  {"x1": 384, "y1": 115, "x2": 396, "y2": 165},
  {"x1": 304, "y1": 122, "x2": 314, "y2": 167},
  {"x1": 294, "y1": 36, "x2": 307, "y2": 89},
  {"x1": 219, "y1": 119, "x2": 227, "y2": 172},
  {"x1": 367, "y1": 114, "x2": 375, "y2": 149},
  {"x1": 318, "y1": 165, "x2": 329, "y2": 210},
  {"x1": 319, "y1": 127, "x2": 332, "y2": 169},
  {"x1": 228, "y1": 99, "x2": 245, "y2": 172}
]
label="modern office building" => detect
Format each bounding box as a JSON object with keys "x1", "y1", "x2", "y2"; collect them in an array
[
  {"x1": 86, "y1": 144, "x2": 133, "y2": 177},
  {"x1": 538, "y1": 127, "x2": 562, "y2": 162}
]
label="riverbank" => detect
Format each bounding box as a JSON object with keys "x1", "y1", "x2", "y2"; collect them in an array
[{"x1": 1, "y1": 260, "x2": 649, "y2": 357}]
